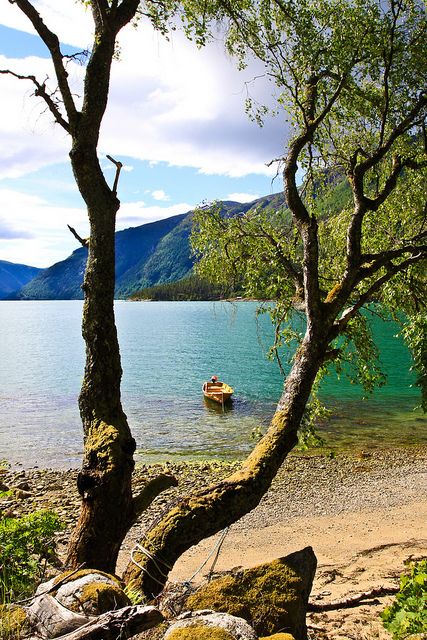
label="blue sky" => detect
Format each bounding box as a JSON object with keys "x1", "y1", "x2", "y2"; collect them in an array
[{"x1": 0, "y1": 2, "x2": 287, "y2": 267}]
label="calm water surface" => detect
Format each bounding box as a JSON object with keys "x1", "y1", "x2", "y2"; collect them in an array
[{"x1": 0, "y1": 301, "x2": 425, "y2": 468}]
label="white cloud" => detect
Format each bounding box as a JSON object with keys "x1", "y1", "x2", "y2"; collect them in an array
[
  {"x1": 0, "y1": 1, "x2": 93, "y2": 47},
  {"x1": 117, "y1": 201, "x2": 192, "y2": 228},
  {"x1": 0, "y1": 186, "x2": 193, "y2": 266},
  {"x1": 151, "y1": 189, "x2": 170, "y2": 201},
  {"x1": 227, "y1": 192, "x2": 260, "y2": 203},
  {"x1": 0, "y1": 189, "x2": 88, "y2": 267},
  {"x1": 0, "y1": 3, "x2": 286, "y2": 180}
]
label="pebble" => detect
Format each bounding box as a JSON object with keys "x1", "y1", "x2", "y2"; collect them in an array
[{"x1": 1, "y1": 446, "x2": 426, "y2": 549}]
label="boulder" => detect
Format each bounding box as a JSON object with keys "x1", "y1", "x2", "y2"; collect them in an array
[
  {"x1": 27, "y1": 569, "x2": 131, "y2": 638},
  {"x1": 186, "y1": 547, "x2": 317, "y2": 639},
  {"x1": 43, "y1": 569, "x2": 131, "y2": 616},
  {"x1": 164, "y1": 610, "x2": 257, "y2": 640}
]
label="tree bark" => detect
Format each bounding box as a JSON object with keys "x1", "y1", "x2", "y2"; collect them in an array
[
  {"x1": 123, "y1": 331, "x2": 329, "y2": 597},
  {"x1": 65, "y1": 146, "x2": 136, "y2": 572}
]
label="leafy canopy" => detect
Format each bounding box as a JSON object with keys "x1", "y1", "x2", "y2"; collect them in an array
[{"x1": 191, "y1": 0, "x2": 427, "y2": 409}]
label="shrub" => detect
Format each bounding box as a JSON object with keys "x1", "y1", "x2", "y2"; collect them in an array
[
  {"x1": 381, "y1": 559, "x2": 427, "y2": 639},
  {"x1": 0, "y1": 510, "x2": 63, "y2": 602}
]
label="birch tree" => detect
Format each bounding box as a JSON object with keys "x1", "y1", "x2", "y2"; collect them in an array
[{"x1": 124, "y1": 0, "x2": 427, "y2": 596}]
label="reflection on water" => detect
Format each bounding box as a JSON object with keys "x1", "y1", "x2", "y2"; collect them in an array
[
  {"x1": 203, "y1": 397, "x2": 234, "y2": 414},
  {"x1": 0, "y1": 300, "x2": 425, "y2": 468}
]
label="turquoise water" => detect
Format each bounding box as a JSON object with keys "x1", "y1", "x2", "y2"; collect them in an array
[{"x1": 0, "y1": 300, "x2": 425, "y2": 468}]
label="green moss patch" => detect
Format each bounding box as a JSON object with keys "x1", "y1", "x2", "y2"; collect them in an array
[
  {"x1": 79, "y1": 581, "x2": 130, "y2": 613},
  {"x1": 53, "y1": 568, "x2": 122, "y2": 590},
  {"x1": 167, "y1": 626, "x2": 235, "y2": 640},
  {"x1": 186, "y1": 548, "x2": 316, "y2": 638},
  {"x1": 0, "y1": 605, "x2": 27, "y2": 639},
  {"x1": 260, "y1": 634, "x2": 296, "y2": 640}
]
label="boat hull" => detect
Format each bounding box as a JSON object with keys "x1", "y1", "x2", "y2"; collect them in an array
[{"x1": 202, "y1": 381, "x2": 234, "y2": 404}]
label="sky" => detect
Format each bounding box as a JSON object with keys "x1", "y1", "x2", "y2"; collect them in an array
[{"x1": 0, "y1": 1, "x2": 289, "y2": 268}]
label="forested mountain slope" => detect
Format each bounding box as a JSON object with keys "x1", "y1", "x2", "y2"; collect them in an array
[
  {"x1": 7, "y1": 186, "x2": 348, "y2": 300},
  {"x1": 0, "y1": 260, "x2": 42, "y2": 299}
]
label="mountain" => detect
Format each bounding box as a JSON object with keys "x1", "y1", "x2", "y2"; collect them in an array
[
  {"x1": 10, "y1": 213, "x2": 188, "y2": 300},
  {"x1": 0, "y1": 260, "x2": 43, "y2": 299},
  {"x1": 7, "y1": 193, "x2": 287, "y2": 300}
]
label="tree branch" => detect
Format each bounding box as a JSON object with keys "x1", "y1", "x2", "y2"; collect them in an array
[
  {"x1": 113, "y1": 0, "x2": 141, "y2": 32},
  {"x1": 46, "y1": 606, "x2": 163, "y2": 640},
  {"x1": 308, "y1": 584, "x2": 399, "y2": 612},
  {"x1": 0, "y1": 69, "x2": 70, "y2": 132},
  {"x1": 254, "y1": 223, "x2": 304, "y2": 295},
  {"x1": 106, "y1": 154, "x2": 123, "y2": 195},
  {"x1": 337, "y1": 251, "x2": 427, "y2": 330},
  {"x1": 354, "y1": 91, "x2": 427, "y2": 180},
  {"x1": 363, "y1": 156, "x2": 427, "y2": 212},
  {"x1": 90, "y1": 0, "x2": 110, "y2": 32},
  {"x1": 360, "y1": 242, "x2": 427, "y2": 279},
  {"x1": 67, "y1": 225, "x2": 89, "y2": 248},
  {"x1": 132, "y1": 474, "x2": 178, "y2": 521},
  {"x1": 8, "y1": 0, "x2": 78, "y2": 127}
]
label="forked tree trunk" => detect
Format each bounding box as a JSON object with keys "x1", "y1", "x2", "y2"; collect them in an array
[
  {"x1": 123, "y1": 330, "x2": 329, "y2": 597},
  {"x1": 66, "y1": 151, "x2": 136, "y2": 572}
]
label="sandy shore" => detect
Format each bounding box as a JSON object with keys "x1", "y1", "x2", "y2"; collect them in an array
[
  {"x1": 157, "y1": 448, "x2": 427, "y2": 639},
  {"x1": 2, "y1": 446, "x2": 426, "y2": 639}
]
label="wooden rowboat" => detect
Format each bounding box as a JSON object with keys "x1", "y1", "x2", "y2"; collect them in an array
[{"x1": 202, "y1": 381, "x2": 234, "y2": 405}]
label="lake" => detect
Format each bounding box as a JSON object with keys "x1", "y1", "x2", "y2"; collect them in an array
[{"x1": 0, "y1": 300, "x2": 425, "y2": 468}]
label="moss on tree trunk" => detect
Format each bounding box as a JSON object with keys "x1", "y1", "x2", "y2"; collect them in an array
[
  {"x1": 123, "y1": 336, "x2": 325, "y2": 597},
  {"x1": 66, "y1": 154, "x2": 136, "y2": 572}
]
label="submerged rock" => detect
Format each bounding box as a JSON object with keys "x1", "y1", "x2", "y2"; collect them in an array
[{"x1": 186, "y1": 547, "x2": 317, "y2": 639}]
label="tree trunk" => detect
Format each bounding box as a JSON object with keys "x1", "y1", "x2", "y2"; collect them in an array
[
  {"x1": 123, "y1": 331, "x2": 328, "y2": 597},
  {"x1": 66, "y1": 149, "x2": 136, "y2": 572}
]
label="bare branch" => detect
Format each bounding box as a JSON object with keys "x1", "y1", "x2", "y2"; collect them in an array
[
  {"x1": 132, "y1": 474, "x2": 178, "y2": 521},
  {"x1": 8, "y1": 0, "x2": 78, "y2": 126},
  {"x1": 67, "y1": 225, "x2": 89, "y2": 248},
  {"x1": 0, "y1": 69, "x2": 70, "y2": 132},
  {"x1": 63, "y1": 50, "x2": 90, "y2": 66},
  {"x1": 106, "y1": 154, "x2": 123, "y2": 195},
  {"x1": 308, "y1": 584, "x2": 399, "y2": 612},
  {"x1": 47, "y1": 606, "x2": 163, "y2": 640}
]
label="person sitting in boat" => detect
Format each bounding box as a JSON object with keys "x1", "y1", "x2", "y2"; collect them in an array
[{"x1": 211, "y1": 375, "x2": 220, "y2": 385}]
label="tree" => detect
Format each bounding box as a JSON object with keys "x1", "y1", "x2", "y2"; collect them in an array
[
  {"x1": 0, "y1": 0, "x2": 204, "y2": 574},
  {"x1": 123, "y1": 0, "x2": 426, "y2": 596}
]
